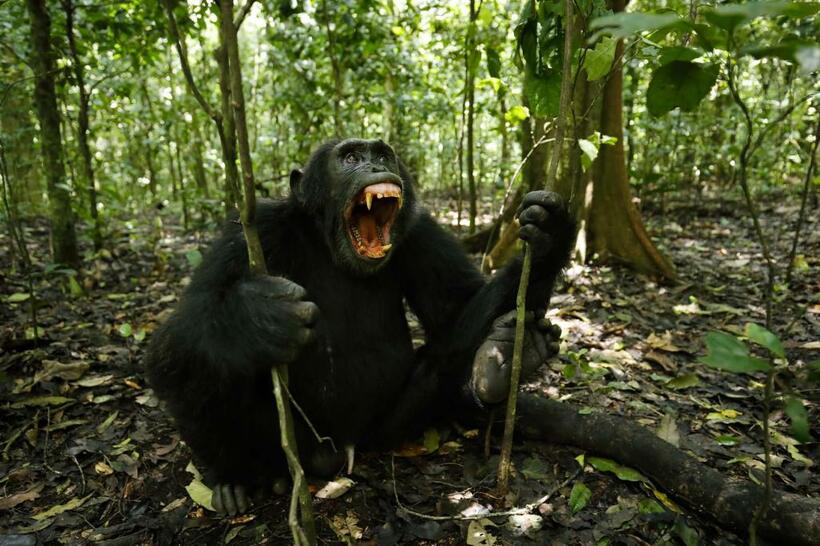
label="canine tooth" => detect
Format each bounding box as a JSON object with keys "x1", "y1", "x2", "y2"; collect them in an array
[
  {"x1": 365, "y1": 193, "x2": 373, "y2": 210},
  {"x1": 381, "y1": 244, "x2": 392, "y2": 251}
]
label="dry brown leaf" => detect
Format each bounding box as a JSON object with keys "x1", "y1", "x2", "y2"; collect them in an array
[{"x1": 0, "y1": 483, "x2": 44, "y2": 510}]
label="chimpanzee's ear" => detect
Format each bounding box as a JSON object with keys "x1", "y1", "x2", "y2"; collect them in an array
[{"x1": 289, "y1": 168, "x2": 304, "y2": 200}]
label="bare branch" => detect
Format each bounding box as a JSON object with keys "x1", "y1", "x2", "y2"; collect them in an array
[
  {"x1": 234, "y1": 0, "x2": 256, "y2": 29},
  {"x1": 160, "y1": 0, "x2": 220, "y2": 123}
]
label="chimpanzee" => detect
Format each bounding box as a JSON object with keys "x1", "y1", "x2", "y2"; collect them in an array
[{"x1": 145, "y1": 138, "x2": 574, "y2": 515}]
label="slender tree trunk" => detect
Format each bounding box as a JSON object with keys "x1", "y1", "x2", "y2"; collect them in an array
[
  {"x1": 465, "y1": 0, "x2": 478, "y2": 233},
  {"x1": 219, "y1": 1, "x2": 316, "y2": 543},
  {"x1": 216, "y1": 43, "x2": 241, "y2": 211},
  {"x1": 322, "y1": 0, "x2": 343, "y2": 136},
  {"x1": 26, "y1": 0, "x2": 79, "y2": 267},
  {"x1": 139, "y1": 81, "x2": 159, "y2": 197},
  {"x1": 587, "y1": 0, "x2": 676, "y2": 281},
  {"x1": 192, "y1": 115, "x2": 210, "y2": 197},
  {"x1": 63, "y1": 0, "x2": 102, "y2": 250}
]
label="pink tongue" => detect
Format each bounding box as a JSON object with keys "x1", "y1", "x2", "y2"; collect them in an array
[{"x1": 364, "y1": 182, "x2": 401, "y2": 194}]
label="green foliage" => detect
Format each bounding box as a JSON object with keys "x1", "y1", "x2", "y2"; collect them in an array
[
  {"x1": 584, "y1": 36, "x2": 617, "y2": 81},
  {"x1": 700, "y1": 331, "x2": 771, "y2": 374},
  {"x1": 569, "y1": 482, "x2": 591, "y2": 513},
  {"x1": 645, "y1": 61, "x2": 719, "y2": 117}
]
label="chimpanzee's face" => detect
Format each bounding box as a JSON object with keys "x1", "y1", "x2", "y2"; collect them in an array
[{"x1": 292, "y1": 139, "x2": 417, "y2": 275}]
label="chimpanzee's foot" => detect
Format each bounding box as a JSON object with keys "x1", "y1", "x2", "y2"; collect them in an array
[{"x1": 470, "y1": 310, "x2": 562, "y2": 405}]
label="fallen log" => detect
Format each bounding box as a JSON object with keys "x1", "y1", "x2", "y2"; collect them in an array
[{"x1": 517, "y1": 393, "x2": 820, "y2": 546}]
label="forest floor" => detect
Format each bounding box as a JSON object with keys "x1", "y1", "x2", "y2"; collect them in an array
[{"x1": 1, "y1": 194, "x2": 818, "y2": 545}]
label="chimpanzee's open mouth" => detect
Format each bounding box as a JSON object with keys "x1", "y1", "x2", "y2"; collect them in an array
[{"x1": 346, "y1": 182, "x2": 403, "y2": 259}]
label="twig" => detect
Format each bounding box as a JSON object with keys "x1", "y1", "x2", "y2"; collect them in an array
[
  {"x1": 497, "y1": 0, "x2": 574, "y2": 497},
  {"x1": 785, "y1": 112, "x2": 819, "y2": 286},
  {"x1": 234, "y1": 0, "x2": 256, "y2": 29}
]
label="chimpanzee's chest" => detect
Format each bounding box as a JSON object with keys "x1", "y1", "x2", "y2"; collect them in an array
[{"x1": 287, "y1": 266, "x2": 417, "y2": 443}]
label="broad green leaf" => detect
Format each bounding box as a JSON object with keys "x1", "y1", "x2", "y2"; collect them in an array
[
  {"x1": 68, "y1": 275, "x2": 84, "y2": 297},
  {"x1": 504, "y1": 105, "x2": 530, "y2": 123},
  {"x1": 569, "y1": 482, "x2": 591, "y2": 513},
  {"x1": 523, "y1": 71, "x2": 561, "y2": 117},
  {"x1": 715, "y1": 434, "x2": 739, "y2": 446},
  {"x1": 520, "y1": 457, "x2": 551, "y2": 481},
  {"x1": 7, "y1": 292, "x2": 30, "y2": 303},
  {"x1": 638, "y1": 499, "x2": 665, "y2": 514},
  {"x1": 744, "y1": 323, "x2": 785, "y2": 358},
  {"x1": 185, "y1": 249, "x2": 202, "y2": 268},
  {"x1": 700, "y1": 331, "x2": 771, "y2": 374},
  {"x1": 646, "y1": 61, "x2": 718, "y2": 116},
  {"x1": 784, "y1": 396, "x2": 812, "y2": 443},
  {"x1": 578, "y1": 139, "x2": 598, "y2": 169},
  {"x1": 703, "y1": 2, "x2": 819, "y2": 33},
  {"x1": 666, "y1": 373, "x2": 700, "y2": 390},
  {"x1": 658, "y1": 46, "x2": 702, "y2": 66},
  {"x1": 486, "y1": 46, "x2": 501, "y2": 78},
  {"x1": 590, "y1": 12, "x2": 684, "y2": 40},
  {"x1": 588, "y1": 457, "x2": 646, "y2": 482},
  {"x1": 584, "y1": 37, "x2": 617, "y2": 80},
  {"x1": 118, "y1": 323, "x2": 133, "y2": 338},
  {"x1": 185, "y1": 478, "x2": 215, "y2": 511}
]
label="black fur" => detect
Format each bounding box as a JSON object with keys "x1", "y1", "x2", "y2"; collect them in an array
[{"x1": 145, "y1": 139, "x2": 574, "y2": 490}]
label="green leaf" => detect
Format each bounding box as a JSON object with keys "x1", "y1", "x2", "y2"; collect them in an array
[
  {"x1": 646, "y1": 61, "x2": 718, "y2": 116},
  {"x1": 10, "y1": 395, "x2": 73, "y2": 408},
  {"x1": 666, "y1": 373, "x2": 700, "y2": 390},
  {"x1": 569, "y1": 482, "x2": 591, "y2": 513},
  {"x1": 7, "y1": 292, "x2": 31, "y2": 303},
  {"x1": 784, "y1": 396, "x2": 812, "y2": 443},
  {"x1": 504, "y1": 105, "x2": 530, "y2": 123},
  {"x1": 486, "y1": 46, "x2": 501, "y2": 78},
  {"x1": 588, "y1": 457, "x2": 646, "y2": 482},
  {"x1": 584, "y1": 37, "x2": 617, "y2": 81},
  {"x1": 744, "y1": 323, "x2": 785, "y2": 358},
  {"x1": 68, "y1": 275, "x2": 84, "y2": 297},
  {"x1": 521, "y1": 457, "x2": 551, "y2": 481},
  {"x1": 423, "y1": 428, "x2": 440, "y2": 453},
  {"x1": 700, "y1": 331, "x2": 771, "y2": 374},
  {"x1": 523, "y1": 71, "x2": 561, "y2": 117},
  {"x1": 118, "y1": 323, "x2": 133, "y2": 338},
  {"x1": 657, "y1": 46, "x2": 703, "y2": 66},
  {"x1": 185, "y1": 478, "x2": 215, "y2": 511},
  {"x1": 703, "y1": 2, "x2": 819, "y2": 33},
  {"x1": 638, "y1": 499, "x2": 665, "y2": 514},
  {"x1": 715, "y1": 434, "x2": 739, "y2": 446},
  {"x1": 185, "y1": 249, "x2": 202, "y2": 268},
  {"x1": 590, "y1": 11, "x2": 685, "y2": 40},
  {"x1": 578, "y1": 138, "x2": 598, "y2": 169}
]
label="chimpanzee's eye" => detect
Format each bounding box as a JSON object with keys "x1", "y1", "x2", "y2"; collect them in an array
[{"x1": 344, "y1": 152, "x2": 358, "y2": 165}]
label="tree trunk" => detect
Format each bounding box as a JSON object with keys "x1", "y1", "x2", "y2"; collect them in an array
[
  {"x1": 322, "y1": 0, "x2": 343, "y2": 136},
  {"x1": 465, "y1": 0, "x2": 478, "y2": 233},
  {"x1": 191, "y1": 114, "x2": 210, "y2": 198},
  {"x1": 63, "y1": 0, "x2": 102, "y2": 250},
  {"x1": 517, "y1": 394, "x2": 820, "y2": 546},
  {"x1": 216, "y1": 42, "x2": 241, "y2": 212},
  {"x1": 587, "y1": 0, "x2": 676, "y2": 281},
  {"x1": 26, "y1": 0, "x2": 79, "y2": 267}
]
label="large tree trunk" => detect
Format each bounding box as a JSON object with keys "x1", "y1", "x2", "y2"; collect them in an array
[
  {"x1": 517, "y1": 394, "x2": 820, "y2": 546},
  {"x1": 26, "y1": 0, "x2": 79, "y2": 267},
  {"x1": 63, "y1": 0, "x2": 102, "y2": 251},
  {"x1": 586, "y1": 0, "x2": 676, "y2": 281}
]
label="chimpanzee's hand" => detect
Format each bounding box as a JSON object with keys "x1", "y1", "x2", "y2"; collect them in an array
[
  {"x1": 516, "y1": 191, "x2": 572, "y2": 259},
  {"x1": 469, "y1": 310, "x2": 561, "y2": 405},
  {"x1": 236, "y1": 276, "x2": 319, "y2": 367}
]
